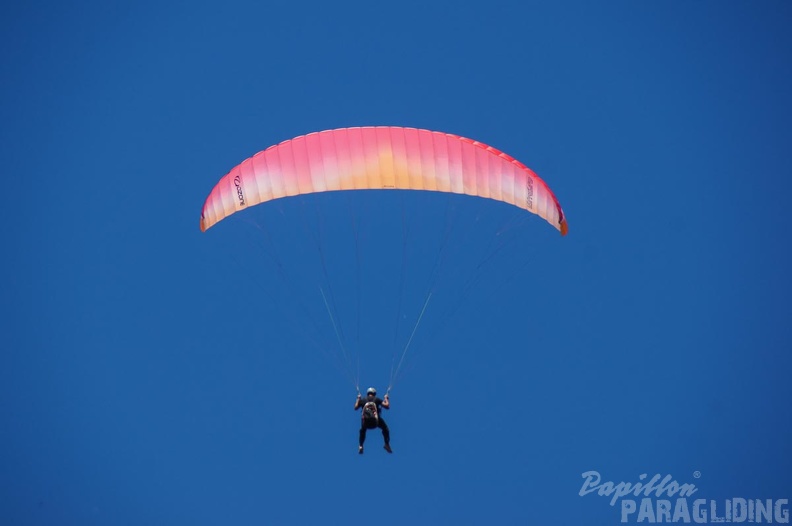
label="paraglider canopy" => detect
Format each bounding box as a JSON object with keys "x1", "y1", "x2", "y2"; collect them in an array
[{"x1": 199, "y1": 126, "x2": 567, "y2": 236}]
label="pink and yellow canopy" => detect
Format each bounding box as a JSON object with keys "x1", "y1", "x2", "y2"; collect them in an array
[{"x1": 200, "y1": 126, "x2": 567, "y2": 235}]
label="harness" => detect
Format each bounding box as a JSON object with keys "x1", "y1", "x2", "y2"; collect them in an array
[{"x1": 362, "y1": 400, "x2": 379, "y2": 429}]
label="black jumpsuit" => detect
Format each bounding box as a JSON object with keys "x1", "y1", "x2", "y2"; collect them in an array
[{"x1": 357, "y1": 396, "x2": 390, "y2": 446}]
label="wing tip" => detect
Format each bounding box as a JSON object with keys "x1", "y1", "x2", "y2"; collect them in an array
[{"x1": 560, "y1": 219, "x2": 569, "y2": 236}]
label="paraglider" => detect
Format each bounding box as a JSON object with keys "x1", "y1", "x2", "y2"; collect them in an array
[
  {"x1": 199, "y1": 126, "x2": 567, "y2": 454},
  {"x1": 355, "y1": 387, "x2": 391, "y2": 454}
]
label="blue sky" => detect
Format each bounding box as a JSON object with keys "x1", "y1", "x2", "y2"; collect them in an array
[{"x1": 3, "y1": 1, "x2": 791, "y2": 524}]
